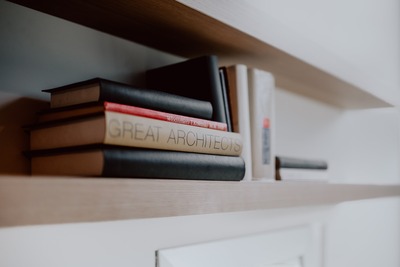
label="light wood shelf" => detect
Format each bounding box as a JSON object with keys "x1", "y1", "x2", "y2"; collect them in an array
[
  {"x1": 8, "y1": 0, "x2": 390, "y2": 109},
  {"x1": 3, "y1": 1, "x2": 398, "y2": 229},
  {"x1": 1, "y1": 176, "x2": 399, "y2": 227}
]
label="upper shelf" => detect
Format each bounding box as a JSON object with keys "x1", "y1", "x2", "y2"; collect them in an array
[
  {"x1": 1, "y1": 176, "x2": 399, "y2": 227},
  {"x1": 8, "y1": 0, "x2": 391, "y2": 109}
]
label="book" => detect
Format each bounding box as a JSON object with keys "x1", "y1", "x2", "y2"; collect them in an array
[
  {"x1": 275, "y1": 156, "x2": 328, "y2": 182},
  {"x1": 219, "y1": 68, "x2": 232, "y2": 131},
  {"x1": 275, "y1": 156, "x2": 328, "y2": 170},
  {"x1": 29, "y1": 111, "x2": 243, "y2": 156},
  {"x1": 221, "y1": 65, "x2": 253, "y2": 181},
  {"x1": 30, "y1": 145, "x2": 245, "y2": 181},
  {"x1": 37, "y1": 101, "x2": 228, "y2": 131},
  {"x1": 146, "y1": 55, "x2": 230, "y2": 128},
  {"x1": 42, "y1": 78, "x2": 213, "y2": 120},
  {"x1": 247, "y1": 68, "x2": 276, "y2": 180},
  {"x1": 276, "y1": 168, "x2": 328, "y2": 182}
]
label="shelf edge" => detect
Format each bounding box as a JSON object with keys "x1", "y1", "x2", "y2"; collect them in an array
[{"x1": 0, "y1": 176, "x2": 399, "y2": 228}]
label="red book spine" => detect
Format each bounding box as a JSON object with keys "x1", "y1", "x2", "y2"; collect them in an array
[{"x1": 104, "y1": 102, "x2": 228, "y2": 131}]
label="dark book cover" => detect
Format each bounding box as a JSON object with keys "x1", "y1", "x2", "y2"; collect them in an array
[
  {"x1": 43, "y1": 78, "x2": 213, "y2": 119},
  {"x1": 146, "y1": 56, "x2": 231, "y2": 130},
  {"x1": 219, "y1": 67, "x2": 232, "y2": 132},
  {"x1": 29, "y1": 145, "x2": 245, "y2": 181},
  {"x1": 276, "y1": 156, "x2": 328, "y2": 170}
]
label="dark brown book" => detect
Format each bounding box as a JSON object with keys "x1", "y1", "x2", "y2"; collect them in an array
[
  {"x1": 30, "y1": 145, "x2": 245, "y2": 181},
  {"x1": 42, "y1": 78, "x2": 213, "y2": 119}
]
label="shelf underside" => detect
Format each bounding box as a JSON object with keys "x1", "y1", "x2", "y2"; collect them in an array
[
  {"x1": 1, "y1": 176, "x2": 399, "y2": 227},
  {"x1": 8, "y1": 0, "x2": 390, "y2": 109}
]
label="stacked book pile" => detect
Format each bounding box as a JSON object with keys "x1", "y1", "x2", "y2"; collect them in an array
[
  {"x1": 27, "y1": 55, "x2": 327, "y2": 182},
  {"x1": 27, "y1": 57, "x2": 246, "y2": 181},
  {"x1": 275, "y1": 156, "x2": 328, "y2": 182}
]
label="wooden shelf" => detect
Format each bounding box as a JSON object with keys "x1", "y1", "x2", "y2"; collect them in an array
[
  {"x1": 8, "y1": 0, "x2": 390, "y2": 109},
  {"x1": 3, "y1": 2, "x2": 398, "y2": 230},
  {"x1": 1, "y1": 176, "x2": 399, "y2": 227}
]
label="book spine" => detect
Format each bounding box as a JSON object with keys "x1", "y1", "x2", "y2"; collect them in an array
[
  {"x1": 248, "y1": 68, "x2": 275, "y2": 180},
  {"x1": 103, "y1": 148, "x2": 245, "y2": 180},
  {"x1": 224, "y1": 65, "x2": 253, "y2": 181},
  {"x1": 276, "y1": 156, "x2": 328, "y2": 169},
  {"x1": 104, "y1": 102, "x2": 227, "y2": 131},
  {"x1": 100, "y1": 80, "x2": 214, "y2": 120},
  {"x1": 104, "y1": 111, "x2": 242, "y2": 156}
]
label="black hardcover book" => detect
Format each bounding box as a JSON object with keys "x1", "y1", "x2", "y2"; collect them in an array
[
  {"x1": 219, "y1": 67, "x2": 232, "y2": 132},
  {"x1": 30, "y1": 145, "x2": 245, "y2": 181},
  {"x1": 146, "y1": 56, "x2": 231, "y2": 129},
  {"x1": 275, "y1": 156, "x2": 328, "y2": 170},
  {"x1": 43, "y1": 78, "x2": 213, "y2": 119}
]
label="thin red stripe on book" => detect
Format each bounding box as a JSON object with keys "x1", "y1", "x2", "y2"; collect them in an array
[{"x1": 104, "y1": 102, "x2": 227, "y2": 131}]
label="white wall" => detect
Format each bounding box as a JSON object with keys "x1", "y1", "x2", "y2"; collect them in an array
[
  {"x1": 0, "y1": 1, "x2": 399, "y2": 267},
  {"x1": 0, "y1": 1, "x2": 182, "y2": 100},
  {"x1": 248, "y1": 0, "x2": 400, "y2": 106},
  {"x1": 180, "y1": 0, "x2": 400, "y2": 106}
]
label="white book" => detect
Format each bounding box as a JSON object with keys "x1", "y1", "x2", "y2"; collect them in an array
[
  {"x1": 248, "y1": 68, "x2": 275, "y2": 180},
  {"x1": 277, "y1": 168, "x2": 329, "y2": 182},
  {"x1": 224, "y1": 65, "x2": 253, "y2": 181}
]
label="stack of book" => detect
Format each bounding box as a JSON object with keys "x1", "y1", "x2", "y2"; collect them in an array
[
  {"x1": 146, "y1": 57, "x2": 277, "y2": 181},
  {"x1": 275, "y1": 156, "x2": 328, "y2": 182},
  {"x1": 27, "y1": 77, "x2": 245, "y2": 181}
]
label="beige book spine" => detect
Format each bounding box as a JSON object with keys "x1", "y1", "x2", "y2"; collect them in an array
[
  {"x1": 31, "y1": 112, "x2": 242, "y2": 156},
  {"x1": 104, "y1": 111, "x2": 242, "y2": 156}
]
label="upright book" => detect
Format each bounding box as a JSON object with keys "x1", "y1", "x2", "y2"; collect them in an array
[
  {"x1": 146, "y1": 55, "x2": 231, "y2": 130},
  {"x1": 29, "y1": 111, "x2": 243, "y2": 156},
  {"x1": 248, "y1": 68, "x2": 276, "y2": 180},
  {"x1": 30, "y1": 145, "x2": 245, "y2": 181},
  {"x1": 42, "y1": 78, "x2": 213, "y2": 120},
  {"x1": 221, "y1": 65, "x2": 253, "y2": 181}
]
